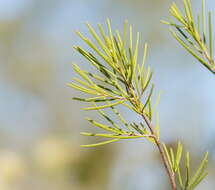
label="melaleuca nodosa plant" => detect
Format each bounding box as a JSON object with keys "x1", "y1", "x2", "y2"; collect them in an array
[{"x1": 69, "y1": 3, "x2": 210, "y2": 188}]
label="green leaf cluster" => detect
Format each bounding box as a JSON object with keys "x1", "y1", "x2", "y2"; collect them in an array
[
  {"x1": 163, "y1": 0, "x2": 215, "y2": 74},
  {"x1": 68, "y1": 20, "x2": 160, "y2": 147},
  {"x1": 163, "y1": 143, "x2": 208, "y2": 190}
]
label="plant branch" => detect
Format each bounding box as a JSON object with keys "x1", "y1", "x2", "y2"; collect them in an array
[
  {"x1": 123, "y1": 72, "x2": 177, "y2": 189},
  {"x1": 71, "y1": 20, "x2": 209, "y2": 190},
  {"x1": 141, "y1": 112, "x2": 177, "y2": 190}
]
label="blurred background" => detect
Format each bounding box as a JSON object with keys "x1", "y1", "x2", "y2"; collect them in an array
[{"x1": 0, "y1": 0, "x2": 215, "y2": 189}]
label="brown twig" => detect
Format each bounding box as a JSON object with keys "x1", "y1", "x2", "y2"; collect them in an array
[
  {"x1": 141, "y1": 113, "x2": 177, "y2": 190},
  {"x1": 122, "y1": 71, "x2": 177, "y2": 189}
]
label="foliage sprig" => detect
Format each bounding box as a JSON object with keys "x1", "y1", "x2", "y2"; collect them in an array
[
  {"x1": 163, "y1": 0, "x2": 215, "y2": 74},
  {"x1": 69, "y1": 20, "x2": 159, "y2": 146},
  {"x1": 163, "y1": 143, "x2": 208, "y2": 190},
  {"x1": 69, "y1": 19, "x2": 208, "y2": 190}
]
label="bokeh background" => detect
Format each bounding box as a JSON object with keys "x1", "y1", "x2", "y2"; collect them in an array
[{"x1": 0, "y1": 0, "x2": 215, "y2": 189}]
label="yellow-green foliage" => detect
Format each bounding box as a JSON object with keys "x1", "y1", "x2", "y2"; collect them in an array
[
  {"x1": 163, "y1": 0, "x2": 215, "y2": 74},
  {"x1": 70, "y1": 1, "x2": 211, "y2": 188},
  {"x1": 69, "y1": 20, "x2": 160, "y2": 147},
  {"x1": 163, "y1": 143, "x2": 208, "y2": 190}
]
